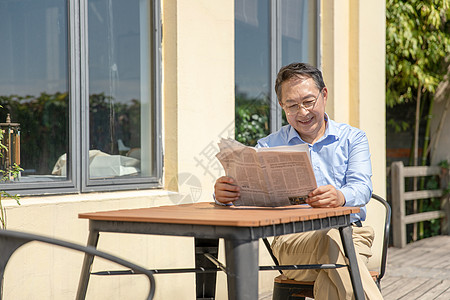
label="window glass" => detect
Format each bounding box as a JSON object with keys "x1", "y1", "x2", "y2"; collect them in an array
[
  {"x1": 281, "y1": 0, "x2": 318, "y2": 66},
  {"x1": 88, "y1": 0, "x2": 154, "y2": 180},
  {"x1": 280, "y1": 0, "x2": 318, "y2": 126},
  {"x1": 235, "y1": 0, "x2": 271, "y2": 146},
  {"x1": 235, "y1": 0, "x2": 319, "y2": 142},
  {"x1": 0, "y1": 0, "x2": 69, "y2": 182}
]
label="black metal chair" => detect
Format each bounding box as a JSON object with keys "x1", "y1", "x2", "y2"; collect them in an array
[
  {"x1": 0, "y1": 229, "x2": 156, "y2": 300},
  {"x1": 265, "y1": 193, "x2": 391, "y2": 299}
]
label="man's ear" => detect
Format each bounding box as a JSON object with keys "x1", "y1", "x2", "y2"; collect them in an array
[{"x1": 322, "y1": 87, "x2": 328, "y2": 104}]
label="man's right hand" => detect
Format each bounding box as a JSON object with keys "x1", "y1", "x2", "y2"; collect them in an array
[{"x1": 214, "y1": 176, "x2": 240, "y2": 204}]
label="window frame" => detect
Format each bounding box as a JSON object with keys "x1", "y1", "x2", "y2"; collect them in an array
[{"x1": 0, "y1": 0, "x2": 163, "y2": 195}]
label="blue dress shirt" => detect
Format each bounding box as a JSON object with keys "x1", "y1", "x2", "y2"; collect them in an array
[{"x1": 257, "y1": 114, "x2": 373, "y2": 222}]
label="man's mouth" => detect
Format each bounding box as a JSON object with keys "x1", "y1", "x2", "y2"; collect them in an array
[{"x1": 297, "y1": 116, "x2": 313, "y2": 124}]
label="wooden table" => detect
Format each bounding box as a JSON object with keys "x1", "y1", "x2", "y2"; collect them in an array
[{"x1": 76, "y1": 202, "x2": 363, "y2": 300}]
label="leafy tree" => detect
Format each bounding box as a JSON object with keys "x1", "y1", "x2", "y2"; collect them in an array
[
  {"x1": 386, "y1": 0, "x2": 450, "y2": 166},
  {"x1": 386, "y1": 0, "x2": 450, "y2": 241}
]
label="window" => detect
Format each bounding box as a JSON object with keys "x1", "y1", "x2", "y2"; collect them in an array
[
  {"x1": 235, "y1": 0, "x2": 320, "y2": 145},
  {"x1": 0, "y1": 0, "x2": 162, "y2": 195}
]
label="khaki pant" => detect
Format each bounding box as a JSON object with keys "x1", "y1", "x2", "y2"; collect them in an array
[{"x1": 271, "y1": 226, "x2": 384, "y2": 300}]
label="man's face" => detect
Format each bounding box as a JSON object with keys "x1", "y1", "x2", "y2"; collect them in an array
[{"x1": 280, "y1": 77, "x2": 328, "y2": 144}]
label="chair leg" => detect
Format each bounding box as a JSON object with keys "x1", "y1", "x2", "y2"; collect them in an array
[{"x1": 375, "y1": 278, "x2": 381, "y2": 291}]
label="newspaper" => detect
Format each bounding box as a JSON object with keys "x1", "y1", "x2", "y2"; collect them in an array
[{"x1": 215, "y1": 138, "x2": 317, "y2": 207}]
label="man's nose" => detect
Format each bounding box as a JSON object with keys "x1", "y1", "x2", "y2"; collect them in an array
[{"x1": 297, "y1": 106, "x2": 309, "y2": 116}]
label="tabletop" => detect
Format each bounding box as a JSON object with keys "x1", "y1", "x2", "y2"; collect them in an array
[{"x1": 78, "y1": 202, "x2": 360, "y2": 227}]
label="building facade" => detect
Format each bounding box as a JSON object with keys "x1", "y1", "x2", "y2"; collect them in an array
[{"x1": 1, "y1": 1, "x2": 385, "y2": 298}]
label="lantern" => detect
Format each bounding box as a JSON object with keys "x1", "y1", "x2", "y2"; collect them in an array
[{"x1": 0, "y1": 114, "x2": 20, "y2": 180}]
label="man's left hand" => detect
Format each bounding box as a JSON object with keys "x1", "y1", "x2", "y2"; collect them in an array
[{"x1": 306, "y1": 185, "x2": 345, "y2": 208}]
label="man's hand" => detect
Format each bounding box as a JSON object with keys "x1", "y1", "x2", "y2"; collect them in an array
[
  {"x1": 306, "y1": 185, "x2": 345, "y2": 208},
  {"x1": 214, "y1": 176, "x2": 240, "y2": 204}
]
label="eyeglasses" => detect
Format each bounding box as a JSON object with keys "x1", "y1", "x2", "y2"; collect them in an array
[{"x1": 282, "y1": 89, "x2": 323, "y2": 116}]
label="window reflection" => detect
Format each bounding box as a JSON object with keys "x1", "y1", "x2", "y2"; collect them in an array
[
  {"x1": 0, "y1": 0, "x2": 69, "y2": 181},
  {"x1": 235, "y1": 0, "x2": 319, "y2": 143},
  {"x1": 281, "y1": 0, "x2": 318, "y2": 66},
  {"x1": 235, "y1": 0, "x2": 271, "y2": 146},
  {"x1": 88, "y1": 0, "x2": 153, "y2": 179}
]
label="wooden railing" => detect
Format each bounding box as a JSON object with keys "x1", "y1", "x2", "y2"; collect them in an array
[{"x1": 391, "y1": 161, "x2": 450, "y2": 248}]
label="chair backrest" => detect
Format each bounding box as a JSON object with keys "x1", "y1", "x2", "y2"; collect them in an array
[
  {"x1": 0, "y1": 229, "x2": 155, "y2": 300},
  {"x1": 361, "y1": 193, "x2": 391, "y2": 281}
]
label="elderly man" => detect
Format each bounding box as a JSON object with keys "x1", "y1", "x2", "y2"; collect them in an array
[{"x1": 214, "y1": 63, "x2": 383, "y2": 299}]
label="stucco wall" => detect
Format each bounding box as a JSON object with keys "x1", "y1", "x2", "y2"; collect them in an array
[
  {"x1": 322, "y1": 0, "x2": 386, "y2": 198},
  {"x1": 430, "y1": 98, "x2": 450, "y2": 166}
]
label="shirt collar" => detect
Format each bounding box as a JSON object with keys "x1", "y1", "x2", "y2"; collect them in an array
[
  {"x1": 287, "y1": 125, "x2": 302, "y2": 144},
  {"x1": 286, "y1": 113, "x2": 339, "y2": 145},
  {"x1": 324, "y1": 113, "x2": 339, "y2": 140}
]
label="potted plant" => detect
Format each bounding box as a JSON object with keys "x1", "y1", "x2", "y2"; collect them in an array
[{"x1": 0, "y1": 110, "x2": 22, "y2": 229}]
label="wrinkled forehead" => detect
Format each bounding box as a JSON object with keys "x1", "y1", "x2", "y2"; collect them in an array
[
  {"x1": 280, "y1": 77, "x2": 316, "y2": 99},
  {"x1": 278, "y1": 75, "x2": 313, "y2": 99},
  {"x1": 285, "y1": 75, "x2": 311, "y2": 85}
]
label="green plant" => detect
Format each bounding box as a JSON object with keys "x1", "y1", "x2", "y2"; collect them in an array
[
  {"x1": 235, "y1": 93, "x2": 270, "y2": 146},
  {"x1": 0, "y1": 107, "x2": 22, "y2": 229},
  {"x1": 386, "y1": 0, "x2": 450, "y2": 166},
  {"x1": 0, "y1": 165, "x2": 22, "y2": 229}
]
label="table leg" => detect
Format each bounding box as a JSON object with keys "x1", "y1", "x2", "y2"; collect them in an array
[
  {"x1": 339, "y1": 226, "x2": 364, "y2": 300},
  {"x1": 224, "y1": 239, "x2": 259, "y2": 300},
  {"x1": 195, "y1": 238, "x2": 219, "y2": 300},
  {"x1": 76, "y1": 229, "x2": 100, "y2": 300}
]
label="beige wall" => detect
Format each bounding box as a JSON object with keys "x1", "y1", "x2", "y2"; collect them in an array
[
  {"x1": 2, "y1": 0, "x2": 386, "y2": 299},
  {"x1": 163, "y1": 0, "x2": 235, "y2": 195},
  {"x1": 322, "y1": 0, "x2": 386, "y2": 198}
]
